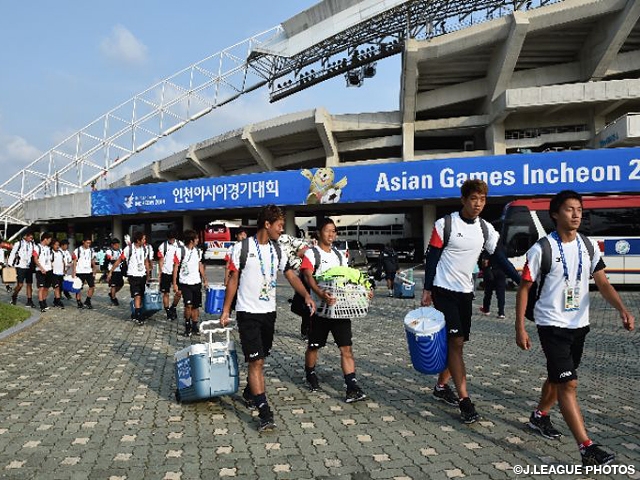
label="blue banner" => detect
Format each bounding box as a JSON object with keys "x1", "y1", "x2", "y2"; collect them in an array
[{"x1": 92, "y1": 147, "x2": 640, "y2": 216}]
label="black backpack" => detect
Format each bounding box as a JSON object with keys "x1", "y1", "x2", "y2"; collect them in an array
[
  {"x1": 525, "y1": 233, "x2": 594, "y2": 321},
  {"x1": 230, "y1": 237, "x2": 282, "y2": 311},
  {"x1": 443, "y1": 213, "x2": 489, "y2": 249},
  {"x1": 290, "y1": 245, "x2": 342, "y2": 317}
]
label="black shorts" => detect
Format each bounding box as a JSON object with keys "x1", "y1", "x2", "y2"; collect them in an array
[
  {"x1": 160, "y1": 273, "x2": 174, "y2": 293},
  {"x1": 36, "y1": 271, "x2": 53, "y2": 289},
  {"x1": 179, "y1": 283, "x2": 202, "y2": 309},
  {"x1": 307, "y1": 315, "x2": 352, "y2": 349},
  {"x1": 236, "y1": 311, "x2": 276, "y2": 362},
  {"x1": 16, "y1": 267, "x2": 34, "y2": 284},
  {"x1": 52, "y1": 274, "x2": 64, "y2": 290},
  {"x1": 128, "y1": 276, "x2": 146, "y2": 298},
  {"x1": 432, "y1": 286, "x2": 473, "y2": 341},
  {"x1": 538, "y1": 325, "x2": 590, "y2": 383},
  {"x1": 386, "y1": 271, "x2": 396, "y2": 282},
  {"x1": 109, "y1": 272, "x2": 124, "y2": 288},
  {"x1": 77, "y1": 273, "x2": 95, "y2": 289}
]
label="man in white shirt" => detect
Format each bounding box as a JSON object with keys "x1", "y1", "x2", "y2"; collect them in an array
[
  {"x1": 108, "y1": 231, "x2": 151, "y2": 325},
  {"x1": 60, "y1": 239, "x2": 73, "y2": 300},
  {"x1": 299, "y1": 217, "x2": 371, "y2": 403},
  {"x1": 422, "y1": 179, "x2": 519, "y2": 423},
  {"x1": 516, "y1": 190, "x2": 634, "y2": 466},
  {"x1": 220, "y1": 205, "x2": 315, "y2": 433},
  {"x1": 172, "y1": 229, "x2": 208, "y2": 336},
  {"x1": 158, "y1": 230, "x2": 184, "y2": 320},
  {"x1": 105, "y1": 238, "x2": 124, "y2": 306},
  {"x1": 50, "y1": 239, "x2": 67, "y2": 309},
  {"x1": 8, "y1": 231, "x2": 36, "y2": 308},
  {"x1": 32, "y1": 232, "x2": 53, "y2": 312},
  {"x1": 223, "y1": 229, "x2": 247, "y2": 286},
  {"x1": 72, "y1": 237, "x2": 97, "y2": 309}
]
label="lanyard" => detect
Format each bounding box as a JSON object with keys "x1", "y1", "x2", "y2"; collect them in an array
[
  {"x1": 551, "y1": 231, "x2": 582, "y2": 284},
  {"x1": 254, "y1": 236, "x2": 275, "y2": 282}
]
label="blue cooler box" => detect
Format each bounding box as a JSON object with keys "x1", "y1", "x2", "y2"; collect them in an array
[
  {"x1": 404, "y1": 307, "x2": 448, "y2": 374},
  {"x1": 174, "y1": 323, "x2": 239, "y2": 403},
  {"x1": 205, "y1": 285, "x2": 226, "y2": 314},
  {"x1": 130, "y1": 289, "x2": 162, "y2": 317},
  {"x1": 394, "y1": 278, "x2": 415, "y2": 298}
]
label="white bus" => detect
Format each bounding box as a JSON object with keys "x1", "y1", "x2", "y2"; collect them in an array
[{"x1": 500, "y1": 195, "x2": 640, "y2": 285}]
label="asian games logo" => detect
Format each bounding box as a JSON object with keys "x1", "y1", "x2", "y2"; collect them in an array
[{"x1": 615, "y1": 240, "x2": 631, "y2": 255}]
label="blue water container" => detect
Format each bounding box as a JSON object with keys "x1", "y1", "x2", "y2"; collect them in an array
[
  {"x1": 205, "y1": 285, "x2": 226, "y2": 314},
  {"x1": 404, "y1": 307, "x2": 448, "y2": 375}
]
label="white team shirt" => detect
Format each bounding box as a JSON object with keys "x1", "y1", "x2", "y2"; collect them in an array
[
  {"x1": 106, "y1": 248, "x2": 123, "y2": 272},
  {"x1": 173, "y1": 246, "x2": 203, "y2": 285},
  {"x1": 430, "y1": 212, "x2": 500, "y2": 293},
  {"x1": 51, "y1": 250, "x2": 66, "y2": 276},
  {"x1": 300, "y1": 245, "x2": 344, "y2": 276},
  {"x1": 73, "y1": 246, "x2": 95, "y2": 274},
  {"x1": 229, "y1": 238, "x2": 287, "y2": 314},
  {"x1": 0, "y1": 248, "x2": 5, "y2": 266},
  {"x1": 158, "y1": 240, "x2": 184, "y2": 275},
  {"x1": 62, "y1": 250, "x2": 73, "y2": 274},
  {"x1": 523, "y1": 234, "x2": 601, "y2": 329},
  {"x1": 121, "y1": 245, "x2": 147, "y2": 278},
  {"x1": 33, "y1": 244, "x2": 53, "y2": 272},
  {"x1": 8, "y1": 239, "x2": 34, "y2": 269}
]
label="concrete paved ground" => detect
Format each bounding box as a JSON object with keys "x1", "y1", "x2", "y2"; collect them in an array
[{"x1": 0, "y1": 266, "x2": 638, "y2": 479}]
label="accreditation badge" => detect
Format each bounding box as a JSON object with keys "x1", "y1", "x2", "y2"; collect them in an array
[{"x1": 564, "y1": 285, "x2": 580, "y2": 311}]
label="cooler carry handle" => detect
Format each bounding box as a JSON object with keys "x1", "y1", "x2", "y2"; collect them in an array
[{"x1": 199, "y1": 319, "x2": 235, "y2": 357}]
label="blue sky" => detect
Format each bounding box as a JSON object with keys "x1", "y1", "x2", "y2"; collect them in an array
[{"x1": 0, "y1": 1, "x2": 401, "y2": 182}]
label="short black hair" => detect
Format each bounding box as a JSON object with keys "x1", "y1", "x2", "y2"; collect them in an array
[
  {"x1": 316, "y1": 217, "x2": 336, "y2": 235},
  {"x1": 167, "y1": 230, "x2": 178, "y2": 240},
  {"x1": 132, "y1": 231, "x2": 145, "y2": 243},
  {"x1": 549, "y1": 190, "x2": 582, "y2": 226},
  {"x1": 183, "y1": 229, "x2": 198, "y2": 244},
  {"x1": 60, "y1": 239, "x2": 69, "y2": 246},
  {"x1": 257, "y1": 205, "x2": 284, "y2": 230},
  {"x1": 40, "y1": 232, "x2": 52, "y2": 242},
  {"x1": 111, "y1": 238, "x2": 121, "y2": 245}
]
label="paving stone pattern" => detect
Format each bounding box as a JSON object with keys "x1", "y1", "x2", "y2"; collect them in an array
[{"x1": 0, "y1": 274, "x2": 638, "y2": 479}]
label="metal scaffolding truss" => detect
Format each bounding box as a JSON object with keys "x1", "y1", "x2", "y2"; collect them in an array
[
  {"x1": 0, "y1": 0, "x2": 561, "y2": 237},
  {"x1": 254, "y1": 0, "x2": 561, "y2": 101}
]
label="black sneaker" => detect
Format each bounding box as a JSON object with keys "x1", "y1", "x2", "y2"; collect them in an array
[
  {"x1": 258, "y1": 406, "x2": 276, "y2": 432},
  {"x1": 10, "y1": 295, "x2": 17, "y2": 305},
  {"x1": 345, "y1": 387, "x2": 367, "y2": 403},
  {"x1": 84, "y1": 298, "x2": 93, "y2": 310},
  {"x1": 306, "y1": 372, "x2": 320, "y2": 392},
  {"x1": 528, "y1": 412, "x2": 562, "y2": 439},
  {"x1": 64, "y1": 292, "x2": 72, "y2": 300},
  {"x1": 26, "y1": 299, "x2": 36, "y2": 309},
  {"x1": 459, "y1": 397, "x2": 480, "y2": 424},
  {"x1": 242, "y1": 387, "x2": 255, "y2": 410},
  {"x1": 581, "y1": 443, "x2": 615, "y2": 466},
  {"x1": 182, "y1": 321, "x2": 191, "y2": 337},
  {"x1": 57, "y1": 300, "x2": 65, "y2": 310},
  {"x1": 433, "y1": 384, "x2": 459, "y2": 406},
  {"x1": 5, "y1": 285, "x2": 12, "y2": 293},
  {"x1": 77, "y1": 301, "x2": 84, "y2": 309},
  {"x1": 40, "y1": 306, "x2": 48, "y2": 313},
  {"x1": 191, "y1": 322, "x2": 200, "y2": 336},
  {"x1": 109, "y1": 294, "x2": 119, "y2": 306},
  {"x1": 135, "y1": 318, "x2": 145, "y2": 326}
]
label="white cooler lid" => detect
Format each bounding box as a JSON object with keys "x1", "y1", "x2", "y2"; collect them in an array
[
  {"x1": 174, "y1": 343, "x2": 208, "y2": 361},
  {"x1": 404, "y1": 307, "x2": 445, "y2": 336}
]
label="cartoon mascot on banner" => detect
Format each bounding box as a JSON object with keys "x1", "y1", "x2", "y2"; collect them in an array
[{"x1": 301, "y1": 167, "x2": 348, "y2": 205}]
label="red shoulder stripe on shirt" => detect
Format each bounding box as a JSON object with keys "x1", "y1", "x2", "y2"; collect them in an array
[
  {"x1": 522, "y1": 261, "x2": 533, "y2": 282},
  {"x1": 429, "y1": 227, "x2": 443, "y2": 248},
  {"x1": 299, "y1": 256, "x2": 314, "y2": 271},
  {"x1": 228, "y1": 260, "x2": 238, "y2": 272}
]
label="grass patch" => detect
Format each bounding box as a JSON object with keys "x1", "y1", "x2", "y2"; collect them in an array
[{"x1": 0, "y1": 303, "x2": 31, "y2": 333}]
